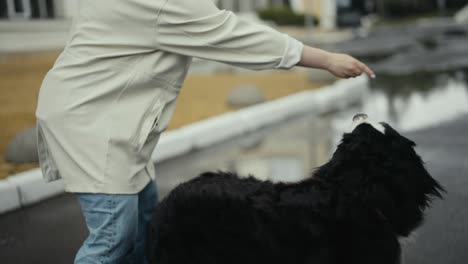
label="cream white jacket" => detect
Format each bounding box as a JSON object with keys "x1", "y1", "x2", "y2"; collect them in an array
[{"x1": 35, "y1": 0, "x2": 304, "y2": 194}]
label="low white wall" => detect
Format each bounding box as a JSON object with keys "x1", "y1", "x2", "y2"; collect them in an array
[
  {"x1": 0, "y1": 76, "x2": 368, "y2": 215},
  {"x1": 0, "y1": 20, "x2": 72, "y2": 52},
  {"x1": 455, "y1": 5, "x2": 468, "y2": 24}
]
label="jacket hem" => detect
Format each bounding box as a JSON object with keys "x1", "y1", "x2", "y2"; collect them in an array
[
  {"x1": 63, "y1": 165, "x2": 154, "y2": 194},
  {"x1": 64, "y1": 177, "x2": 152, "y2": 194}
]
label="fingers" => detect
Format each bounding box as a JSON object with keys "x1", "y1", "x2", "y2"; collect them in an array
[
  {"x1": 344, "y1": 65, "x2": 362, "y2": 79},
  {"x1": 344, "y1": 61, "x2": 376, "y2": 79},
  {"x1": 327, "y1": 53, "x2": 377, "y2": 79},
  {"x1": 358, "y1": 61, "x2": 376, "y2": 79}
]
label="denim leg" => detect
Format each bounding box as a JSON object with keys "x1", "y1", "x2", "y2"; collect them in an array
[
  {"x1": 74, "y1": 192, "x2": 139, "y2": 264},
  {"x1": 135, "y1": 180, "x2": 159, "y2": 264}
]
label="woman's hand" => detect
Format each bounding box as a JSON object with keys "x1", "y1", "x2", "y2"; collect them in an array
[
  {"x1": 325, "y1": 52, "x2": 376, "y2": 79},
  {"x1": 298, "y1": 46, "x2": 376, "y2": 79}
]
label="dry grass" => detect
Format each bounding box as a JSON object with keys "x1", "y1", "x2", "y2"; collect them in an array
[
  {"x1": 0, "y1": 51, "x2": 60, "y2": 178},
  {"x1": 0, "y1": 51, "x2": 327, "y2": 180}
]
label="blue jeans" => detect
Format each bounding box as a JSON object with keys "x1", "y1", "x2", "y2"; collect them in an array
[{"x1": 74, "y1": 180, "x2": 158, "y2": 264}]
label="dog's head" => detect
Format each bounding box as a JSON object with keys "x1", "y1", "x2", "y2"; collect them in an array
[{"x1": 316, "y1": 114, "x2": 444, "y2": 236}]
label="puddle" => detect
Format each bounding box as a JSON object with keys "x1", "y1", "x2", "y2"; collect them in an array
[{"x1": 330, "y1": 70, "x2": 468, "y2": 139}]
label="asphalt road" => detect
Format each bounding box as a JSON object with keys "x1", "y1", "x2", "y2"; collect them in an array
[{"x1": 0, "y1": 115, "x2": 467, "y2": 264}]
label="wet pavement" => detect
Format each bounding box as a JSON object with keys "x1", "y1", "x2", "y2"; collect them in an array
[
  {"x1": 314, "y1": 20, "x2": 468, "y2": 75},
  {"x1": 0, "y1": 193, "x2": 86, "y2": 264},
  {"x1": 1, "y1": 70, "x2": 468, "y2": 263},
  {"x1": 402, "y1": 114, "x2": 468, "y2": 264}
]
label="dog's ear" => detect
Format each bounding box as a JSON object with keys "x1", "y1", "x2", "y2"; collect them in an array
[{"x1": 413, "y1": 164, "x2": 445, "y2": 208}]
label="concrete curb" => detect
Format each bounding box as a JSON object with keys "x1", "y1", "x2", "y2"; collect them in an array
[
  {"x1": 0, "y1": 76, "x2": 368, "y2": 215},
  {"x1": 6, "y1": 168, "x2": 65, "y2": 207},
  {"x1": 0, "y1": 179, "x2": 21, "y2": 213}
]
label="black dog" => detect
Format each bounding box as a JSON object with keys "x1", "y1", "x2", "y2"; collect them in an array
[{"x1": 147, "y1": 114, "x2": 444, "y2": 264}]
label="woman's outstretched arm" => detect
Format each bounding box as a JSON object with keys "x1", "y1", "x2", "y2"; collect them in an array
[
  {"x1": 154, "y1": 0, "x2": 375, "y2": 78},
  {"x1": 298, "y1": 46, "x2": 376, "y2": 79}
]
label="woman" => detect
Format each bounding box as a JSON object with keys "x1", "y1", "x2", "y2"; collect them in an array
[{"x1": 35, "y1": 0, "x2": 375, "y2": 263}]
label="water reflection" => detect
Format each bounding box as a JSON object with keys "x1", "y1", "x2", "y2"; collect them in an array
[
  {"x1": 370, "y1": 72, "x2": 450, "y2": 98},
  {"x1": 333, "y1": 70, "x2": 468, "y2": 133}
]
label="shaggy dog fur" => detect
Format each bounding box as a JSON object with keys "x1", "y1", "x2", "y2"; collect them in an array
[{"x1": 147, "y1": 121, "x2": 444, "y2": 264}]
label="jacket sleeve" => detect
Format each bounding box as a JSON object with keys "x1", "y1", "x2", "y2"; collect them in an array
[{"x1": 154, "y1": 0, "x2": 304, "y2": 71}]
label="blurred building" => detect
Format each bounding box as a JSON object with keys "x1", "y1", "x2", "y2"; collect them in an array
[
  {"x1": 0, "y1": 0, "x2": 79, "y2": 19},
  {"x1": 216, "y1": 0, "x2": 338, "y2": 29}
]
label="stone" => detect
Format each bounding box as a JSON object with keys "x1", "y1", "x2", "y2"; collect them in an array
[
  {"x1": 226, "y1": 85, "x2": 265, "y2": 107},
  {"x1": 5, "y1": 127, "x2": 38, "y2": 164}
]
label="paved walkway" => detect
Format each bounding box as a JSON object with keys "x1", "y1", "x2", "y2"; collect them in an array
[
  {"x1": 0, "y1": 114, "x2": 467, "y2": 264},
  {"x1": 402, "y1": 114, "x2": 468, "y2": 264}
]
